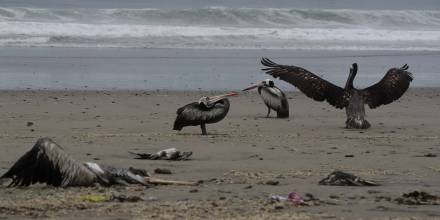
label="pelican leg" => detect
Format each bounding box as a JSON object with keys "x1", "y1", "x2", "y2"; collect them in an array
[
  {"x1": 266, "y1": 107, "x2": 271, "y2": 118},
  {"x1": 200, "y1": 123, "x2": 207, "y2": 135}
]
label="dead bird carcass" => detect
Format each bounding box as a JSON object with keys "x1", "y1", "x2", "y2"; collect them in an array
[
  {"x1": 129, "y1": 148, "x2": 192, "y2": 160},
  {"x1": 0, "y1": 138, "x2": 195, "y2": 187},
  {"x1": 319, "y1": 171, "x2": 379, "y2": 186}
]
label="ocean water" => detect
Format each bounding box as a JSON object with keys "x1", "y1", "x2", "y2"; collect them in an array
[
  {"x1": 0, "y1": 0, "x2": 439, "y2": 89},
  {"x1": 0, "y1": 48, "x2": 438, "y2": 90},
  {"x1": 1, "y1": 1, "x2": 440, "y2": 50}
]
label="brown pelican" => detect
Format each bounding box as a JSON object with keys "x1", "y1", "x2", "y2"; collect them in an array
[
  {"x1": 261, "y1": 58, "x2": 413, "y2": 129},
  {"x1": 0, "y1": 138, "x2": 149, "y2": 187},
  {"x1": 243, "y1": 79, "x2": 289, "y2": 118},
  {"x1": 173, "y1": 92, "x2": 238, "y2": 135}
]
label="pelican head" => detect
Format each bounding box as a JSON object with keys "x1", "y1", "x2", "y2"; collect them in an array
[
  {"x1": 262, "y1": 79, "x2": 275, "y2": 87},
  {"x1": 198, "y1": 92, "x2": 238, "y2": 107},
  {"x1": 345, "y1": 63, "x2": 358, "y2": 89},
  {"x1": 242, "y1": 79, "x2": 275, "y2": 91}
]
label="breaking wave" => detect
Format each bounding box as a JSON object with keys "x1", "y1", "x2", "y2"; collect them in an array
[{"x1": 1, "y1": 7, "x2": 440, "y2": 50}]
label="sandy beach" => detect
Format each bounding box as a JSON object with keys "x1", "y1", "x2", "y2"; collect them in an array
[{"x1": 0, "y1": 88, "x2": 439, "y2": 219}]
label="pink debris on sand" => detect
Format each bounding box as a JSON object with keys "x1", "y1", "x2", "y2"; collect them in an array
[{"x1": 288, "y1": 192, "x2": 305, "y2": 205}]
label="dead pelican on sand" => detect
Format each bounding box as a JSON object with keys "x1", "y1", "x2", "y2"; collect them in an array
[{"x1": 0, "y1": 138, "x2": 195, "y2": 187}]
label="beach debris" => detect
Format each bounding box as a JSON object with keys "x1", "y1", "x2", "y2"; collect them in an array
[
  {"x1": 110, "y1": 194, "x2": 143, "y2": 203},
  {"x1": 415, "y1": 153, "x2": 437, "y2": 157},
  {"x1": 154, "y1": 168, "x2": 172, "y2": 174},
  {"x1": 270, "y1": 192, "x2": 305, "y2": 206},
  {"x1": 265, "y1": 180, "x2": 279, "y2": 186},
  {"x1": 271, "y1": 192, "x2": 332, "y2": 206},
  {"x1": 303, "y1": 193, "x2": 322, "y2": 204},
  {"x1": 287, "y1": 192, "x2": 305, "y2": 205},
  {"x1": 319, "y1": 171, "x2": 379, "y2": 186},
  {"x1": 26, "y1": 122, "x2": 34, "y2": 127},
  {"x1": 129, "y1": 148, "x2": 192, "y2": 160},
  {"x1": 395, "y1": 191, "x2": 440, "y2": 205},
  {"x1": 270, "y1": 195, "x2": 287, "y2": 202},
  {"x1": 145, "y1": 177, "x2": 198, "y2": 186},
  {"x1": 375, "y1": 195, "x2": 392, "y2": 202},
  {"x1": 80, "y1": 195, "x2": 109, "y2": 203},
  {"x1": 424, "y1": 153, "x2": 437, "y2": 157},
  {"x1": 367, "y1": 190, "x2": 382, "y2": 194}
]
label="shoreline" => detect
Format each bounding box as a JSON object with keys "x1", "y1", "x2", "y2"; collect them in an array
[
  {"x1": 0, "y1": 47, "x2": 439, "y2": 90},
  {"x1": 0, "y1": 87, "x2": 438, "y2": 93}
]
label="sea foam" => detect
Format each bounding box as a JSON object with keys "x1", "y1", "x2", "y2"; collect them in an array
[{"x1": 0, "y1": 7, "x2": 439, "y2": 50}]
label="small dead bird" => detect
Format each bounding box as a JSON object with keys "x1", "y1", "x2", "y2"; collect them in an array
[
  {"x1": 319, "y1": 171, "x2": 379, "y2": 186},
  {"x1": 129, "y1": 148, "x2": 192, "y2": 160}
]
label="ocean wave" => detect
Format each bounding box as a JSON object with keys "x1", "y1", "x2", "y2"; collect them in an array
[
  {"x1": 0, "y1": 21, "x2": 439, "y2": 50},
  {"x1": 0, "y1": 7, "x2": 439, "y2": 50},
  {"x1": 1, "y1": 7, "x2": 440, "y2": 29}
]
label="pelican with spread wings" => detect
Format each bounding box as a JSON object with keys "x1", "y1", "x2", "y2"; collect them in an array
[{"x1": 261, "y1": 58, "x2": 413, "y2": 129}]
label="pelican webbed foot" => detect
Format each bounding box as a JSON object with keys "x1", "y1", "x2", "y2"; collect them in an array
[{"x1": 345, "y1": 117, "x2": 371, "y2": 129}]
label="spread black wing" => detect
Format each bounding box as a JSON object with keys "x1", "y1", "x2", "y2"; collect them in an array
[
  {"x1": 261, "y1": 57, "x2": 349, "y2": 109},
  {"x1": 1, "y1": 138, "x2": 96, "y2": 187},
  {"x1": 361, "y1": 64, "x2": 413, "y2": 109}
]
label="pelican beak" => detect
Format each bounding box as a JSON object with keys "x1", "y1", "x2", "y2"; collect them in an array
[
  {"x1": 242, "y1": 84, "x2": 259, "y2": 91},
  {"x1": 208, "y1": 92, "x2": 238, "y2": 102}
]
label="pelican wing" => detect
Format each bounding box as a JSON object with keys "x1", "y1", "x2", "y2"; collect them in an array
[
  {"x1": 1, "y1": 138, "x2": 96, "y2": 187},
  {"x1": 361, "y1": 64, "x2": 413, "y2": 109},
  {"x1": 261, "y1": 57, "x2": 349, "y2": 109},
  {"x1": 87, "y1": 164, "x2": 149, "y2": 186},
  {"x1": 174, "y1": 101, "x2": 227, "y2": 127},
  {"x1": 183, "y1": 104, "x2": 224, "y2": 121}
]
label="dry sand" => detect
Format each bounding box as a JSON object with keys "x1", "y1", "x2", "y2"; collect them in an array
[{"x1": 0, "y1": 88, "x2": 439, "y2": 219}]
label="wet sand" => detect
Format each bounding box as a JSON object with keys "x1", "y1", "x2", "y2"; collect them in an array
[
  {"x1": 0, "y1": 88, "x2": 440, "y2": 219},
  {"x1": 1, "y1": 47, "x2": 439, "y2": 90}
]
